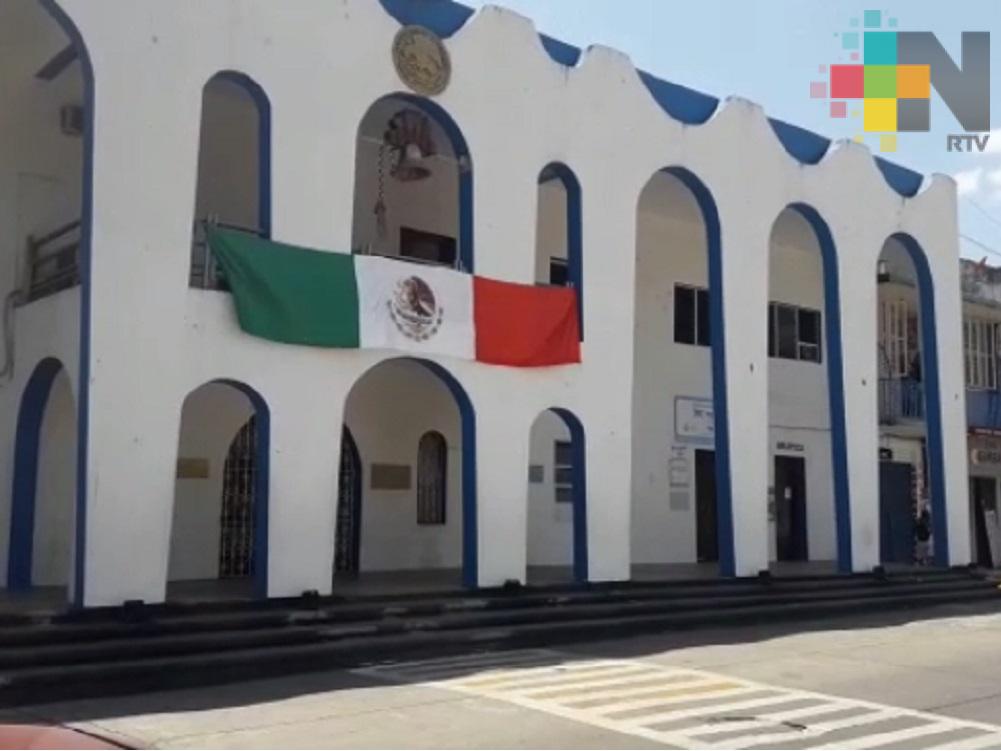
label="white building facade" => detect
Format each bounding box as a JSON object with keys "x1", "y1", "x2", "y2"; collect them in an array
[{"x1": 0, "y1": 0, "x2": 972, "y2": 609}]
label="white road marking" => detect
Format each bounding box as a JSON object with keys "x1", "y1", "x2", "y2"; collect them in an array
[{"x1": 355, "y1": 651, "x2": 1001, "y2": 749}]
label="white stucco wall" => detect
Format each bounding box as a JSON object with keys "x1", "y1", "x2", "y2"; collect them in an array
[{"x1": 0, "y1": 0, "x2": 970, "y2": 606}]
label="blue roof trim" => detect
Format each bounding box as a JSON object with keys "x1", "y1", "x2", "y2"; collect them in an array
[
  {"x1": 638, "y1": 71, "x2": 719, "y2": 125},
  {"x1": 875, "y1": 157, "x2": 924, "y2": 198},
  {"x1": 539, "y1": 34, "x2": 581, "y2": 67},
  {"x1": 768, "y1": 119, "x2": 831, "y2": 165},
  {"x1": 376, "y1": 0, "x2": 926, "y2": 197},
  {"x1": 378, "y1": 0, "x2": 473, "y2": 38}
]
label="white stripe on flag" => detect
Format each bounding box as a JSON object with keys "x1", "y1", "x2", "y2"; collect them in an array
[{"x1": 355, "y1": 255, "x2": 475, "y2": 360}]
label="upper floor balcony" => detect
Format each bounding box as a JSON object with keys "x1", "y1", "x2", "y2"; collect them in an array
[
  {"x1": 967, "y1": 388, "x2": 1001, "y2": 433},
  {"x1": 879, "y1": 377, "x2": 924, "y2": 425}
]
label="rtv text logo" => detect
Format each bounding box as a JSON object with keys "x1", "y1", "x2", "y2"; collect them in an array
[{"x1": 812, "y1": 10, "x2": 990, "y2": 153}]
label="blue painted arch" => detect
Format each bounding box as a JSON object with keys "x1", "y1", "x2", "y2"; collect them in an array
[
  {"x1": 642, "y1": 167, "x2": 735, "y2": 576},
  {"x1": 202, "y1": 379, "x2": 271, "y2": 599},
  {"x1": 7, "y1": 358, "x2": 73, "y2": 592},
  {"x1": 781, "y1": 204, "x2": 852, "y2": 573},
  {"x1": 545, "y1": 408, "x2": 588, "y2": 583},
  {"x1": 202, "y1": 71, "x2": 272, "y2": 239},
  {"x1": 359, "y1": 93, "x2": 474, "y2": 273},
  {"x1": 882, "y1": 234, "x2": 949, "y2": 566},
  {"x1": 39, "y1": 0, "x2": 94, "y2": 609},
  {"x1": 538, "y1": 162, "x2": 583, "y2": 339},
  {"x1": 347, "y1": 358, "x2": 478, "y2": 588}
]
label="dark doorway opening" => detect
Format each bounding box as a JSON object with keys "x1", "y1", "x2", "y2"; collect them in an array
[
  {"x1": 880, "y1": 461, "x2": 914, "y2": 564},
  {"x1": 775, "y1": 456, "x2": 808, "y2": 562},
  {"x1": 218, "y1": 417, "x2": 257, "y2": 579},
  {"x1": 695, "y1": 449, "x2": 718, "y2": 563},
  {"x1": 970, "y1": 476, "x2": 996, "y2": 568},
  {"x1": 335, "y1": 427, "x2": 362, "y2": 575}
]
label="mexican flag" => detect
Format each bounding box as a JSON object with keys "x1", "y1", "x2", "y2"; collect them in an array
[{"x1": 207, "y1": 229, "x2": 581, "y2": 367}]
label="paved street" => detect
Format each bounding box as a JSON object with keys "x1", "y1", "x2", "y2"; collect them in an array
[{"x1": 9, "y1": 601, "x2": 1001, "y2": 749}]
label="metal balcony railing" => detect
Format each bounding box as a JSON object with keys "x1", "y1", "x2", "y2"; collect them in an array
[
  {"x1": 879, "y1": 377, "x2": 924, "y2": 424},
  {"x1": 24, "y1": 220, "x2": 81, "y2": 302},
  {"x1": 190, "y1": 219, "x2": 267, "y2": 290}
]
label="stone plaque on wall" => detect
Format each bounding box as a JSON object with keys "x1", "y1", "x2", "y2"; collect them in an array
[
  {"x1": 528, "y1": 465, "x2": 545, "y2": 483},
  {"x1": 176, "y1": 458, "x2": 210, "y2": 479},
  {"x1": 371, "y1": 463, "x2": 412, "y2": 490}
]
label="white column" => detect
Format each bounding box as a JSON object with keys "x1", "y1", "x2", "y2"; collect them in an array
[
  {"x1": 717, "y1": 208, "x2": 771, "y2": 577},
  {"x1": 264, "y1": 387, "x2": 342, "y2": 597}
]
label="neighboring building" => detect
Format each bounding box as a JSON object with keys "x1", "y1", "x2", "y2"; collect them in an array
[
  {"x1": 877, "y1": 255, "x2": 1001, "y2": 570},
  {"x1": 0, "y1": 0, "x2": 971, "y2": 609}
]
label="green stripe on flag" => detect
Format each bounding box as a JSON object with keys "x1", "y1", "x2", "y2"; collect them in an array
[{"x1": 207, "y1": 228, "x2": 360, "y2": 347}]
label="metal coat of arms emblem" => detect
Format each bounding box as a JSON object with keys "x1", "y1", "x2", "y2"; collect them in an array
[
  {"x1": 392, "y1": 25, "x2": 451, "y2": 97},
  {"x1": 388, "y1": 275, "x2": 443, "y2": 341}
]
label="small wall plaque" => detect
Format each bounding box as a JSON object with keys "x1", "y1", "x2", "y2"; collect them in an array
[
  {"x1": 176, "y1": 458, "x2": 210, "y2": 479},
  {"x1": 371, "y1": 463, "x2": 412, "y2": 490},
  {"x1": 528, "y1": 464, "x2": 545, "y2": 484},
  {"x1": 392, "y1": 25, "x2": 451, "y2": 97}
]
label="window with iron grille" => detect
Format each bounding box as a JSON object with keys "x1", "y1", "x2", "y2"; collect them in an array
[
  {"x1": 767, "y1": 303, "x2": 822, "y2": 363},
  {"x1": 880, "y1": 298, "x2": 917, "y2": 377},
  {"x1": 554, "y1": 440, "x2": 574, "y2": 504},
  {"x1": 964, "y1": 317, "x2": 1000, "y2": 390},
  {"x1": 417, "y1": 431, "x2": 447, "y2": 525}
]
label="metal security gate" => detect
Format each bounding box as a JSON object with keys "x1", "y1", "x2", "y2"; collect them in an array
[
  {"x1": 219, "y1": 416, "x2": 256, "y2": 578},
  {"x1": 335, "y1": 427, "x2": 362, "y2": 574}
]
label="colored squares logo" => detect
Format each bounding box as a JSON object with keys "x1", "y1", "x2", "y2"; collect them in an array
[{"x1": 825, "y1": 33, "x2": 932, "y2": 134}]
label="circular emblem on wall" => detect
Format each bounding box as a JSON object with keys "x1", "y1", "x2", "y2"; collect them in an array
[
  {"x1": 388, "y1": 275, "x2": 444, "y2": 341},
  {"x1": 392, "y1": 25, "x2": 451, "y2": 97}
]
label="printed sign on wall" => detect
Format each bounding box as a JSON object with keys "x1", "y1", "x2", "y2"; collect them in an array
[{"x1": 675, "y1": 396, "x2": 714, "y2": 445}]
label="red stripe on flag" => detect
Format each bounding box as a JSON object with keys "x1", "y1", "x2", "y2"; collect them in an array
[{"x1": 473, "y1": 277, "x2": 581, "y2": 367}]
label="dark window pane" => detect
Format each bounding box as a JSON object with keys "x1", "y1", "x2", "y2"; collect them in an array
[
  {"x1": 768, "y1": 303, "x2": 776, "y2": 357},
  {"x1": 400, "y1": 227, "x2": 456, "y2": 266},
  {"x1": 674, "y1": 286, "x2": 695, "y2": 344},
  {"x1": 555, "y1": 440, "x2": 573, "y2": 466},
  {"x1": 554, "y1": 467, "x2": 574, "y2": 485},
  {"x1": 555, "y1": 486, "x2": 574, "y2": 504},
  {"x1": 777, "y1": 304, "x2": 797, "y2": 359},
  {"x1": 696, "y1": 288, "x2": 710, "y2": 347},
  {"x1": 798, "y1": 308, "x2": 822, "y2": 363},
  {"x1": 549, "y1": 258, "x2": 569, "y2": 286}
]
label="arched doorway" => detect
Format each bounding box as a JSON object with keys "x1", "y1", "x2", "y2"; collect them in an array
[
  {"x1": 168, "y1": 380, "x2": 269, "y2": 599},
  {"x1": 631, "y1": 168, "x2": 730, "y2": 579},
  {"x1": 765, "y1": 205, "x2": 849, "y2": 574},
  {"x1": 334, "y1": 427, "x2": 362, "y2": 575},
  {"x1": 876, "y1": 234, "x2": 947, "y2": 567},
  {"x1": 7, "y1": 358, "x2": 76, "y2": 600},
  {"x1": 526, "y1": 408, "x2": 587, "y2": 584},
  {"x1": 337, "y1": 358, "x2": 476, "y2": 591},
  {"x1": 352, "y1": 93, "x2": 473, "y2": 271}
]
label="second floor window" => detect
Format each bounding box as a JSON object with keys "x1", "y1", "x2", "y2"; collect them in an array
[
  {"x1": 879, "y1": 298, "x2": 919, "y2": 378},
  {"x1": 554, "y1": 440, "x2": 574, "y2": 503},
  {"x1": 768, "y1": 303, "x2": 822, "y2": 363},
  {"x1": 965, "y1": 317, "x2": 999, "y2": 390},
  {"x1": 674, "y1": 284, "x2": 711, "y2": 347}
]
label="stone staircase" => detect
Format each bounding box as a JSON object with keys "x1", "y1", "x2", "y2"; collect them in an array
[{"x1": 0, "y1": 568, "x2": 995, "y2": 706}]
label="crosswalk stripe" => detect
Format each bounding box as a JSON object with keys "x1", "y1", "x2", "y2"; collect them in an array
[
  {"x1": 927, "y1": 730, "x2": 1001, "y2": 750},
  {"x1": 612, "y1": 690, "x2": 804, "y2": 726},
  {"x1": 451, "y1": 661, "x2": 625, "y2": 689},
  {"x1": 810, "y1": 720, "x2": 963, "y2": 749},
  {"x1": 356, "y1": 651, "x2": 1001, "y2": 750},
  {"x1": 716, "y1": 708, "x2": 905, "y2": 748},
  {"x1": 458, "y1": 665, "x2": 656, "y2": 693},
  {"x1": 519, "y1": 673, "x2": 712, "y2": 701}
]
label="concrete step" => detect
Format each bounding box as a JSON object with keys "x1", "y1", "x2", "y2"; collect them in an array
[
  {"x1": 0, "y1": 577, "x2": 990, "y2": 669},
  {"x1": 0, "y1": 577, "x2": 996, "y2": 705},
  {"x1": 0, "y1": 569, "x2": 976, "y2": 648}
]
